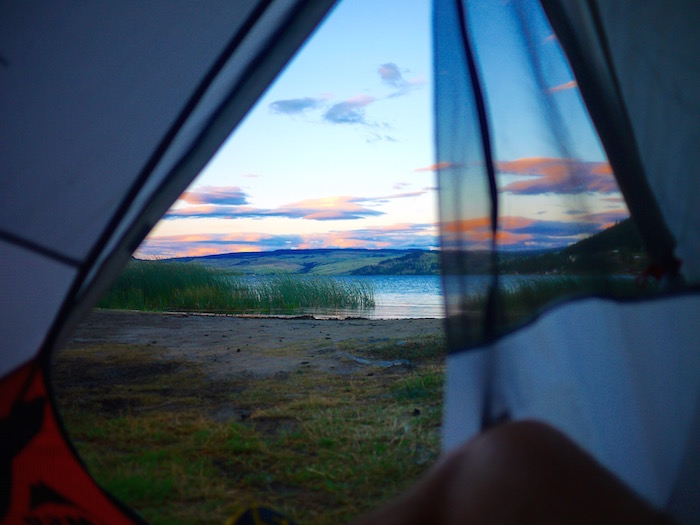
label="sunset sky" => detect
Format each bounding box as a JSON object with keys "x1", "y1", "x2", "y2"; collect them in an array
[{"x1": 136, "y1": 0, "x2": 628, "y2": 259}]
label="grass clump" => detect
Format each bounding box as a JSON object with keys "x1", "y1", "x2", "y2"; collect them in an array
[{"x1": 98, "y1": 260, "x2": 375, "y2": 313}]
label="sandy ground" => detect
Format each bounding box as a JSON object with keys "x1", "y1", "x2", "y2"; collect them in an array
[{"x1": 62, "y1": 310, "x2": 445, "y2": 380}]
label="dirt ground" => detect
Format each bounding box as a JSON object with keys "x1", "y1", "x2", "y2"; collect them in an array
[{"x1": 60, "y1": 310, "x2": 446, "y2": 380}]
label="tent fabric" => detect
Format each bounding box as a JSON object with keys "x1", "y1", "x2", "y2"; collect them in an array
[
  {"x1": 442, "y1": 294, "x2": 700, "y2": 512},
  {"x1": 542, "y1": 0, "x2": 700, "y2": 282},
  {"x1": 0, "y1": 1, "x2": 336, "y2": 380},
  {"x1": 436, "y1": 0, "x2": 700, "y2": 522},
  {"x1": 1, "y1": 3, "x2": 336, "y2": 522},
  {"x1": 1, "y1": 358, "x2": 147, "y2": 524},
  {"x1": 436, "y1": 0, "x2": 653, "y2": 352}
]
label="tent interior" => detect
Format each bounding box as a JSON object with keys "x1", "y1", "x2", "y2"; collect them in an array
[{"x1": 1, "y1": 0, "x2": 698, "y2": 523}]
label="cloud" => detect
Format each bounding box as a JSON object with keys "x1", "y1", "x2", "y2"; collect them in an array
[
  {"x1": 379, "y1": 62, "x2": 427, "y2": 97},
  {"x1": 165, "y1": 190, "x2": 427, "y2": 222},
  {"x1": 393, "y1": 182, "x2": 410, "y2": 190},
  {"x1": 323, "y1": 95, "x2": 375, "y2": 124},
  {"x1": 298, "y1": 223, "x2": 437, "y2": 250},
  {"x1": 580, "y1": 209, "x2": 629, "y2": 228},
  {"x1": 414, "y1": 162, "x2": 458, "y2": 172},
  {"x1": 273, "y1": 196, "x2": 384, "y2": 221},
  {"x1": 136, "y1": 223, "x2": 439, "y2": 258},
  {"x1": 497, "y1": 157, "x2": 619, "y2": 195},
  {"x1": 136, "y1": 232, "x2": 304, "y2": 258},
  {"x1": 178, "y1": 186, "x2": 248, "y2": 205},
  {"x1": 379, "y1": 63, "x2": 404, "y2": 87},
  {"x1": 440, "y1": 211, "x2": 629, "y2": 251},
  {"x1": 273, "y1": 193, "x2": 426, "y2": 220},
  {"x1": 269, "y1": 96, "x2": 324, "y2": 115},
  {"x1": 602, "y1": 196, "x2": 626, "y2": 203},
  {"x1": 547, "y1": 80, "x2": 578, "y2": 93},
  {"x1": 164, "y1": 204, "x2": 260, "y2": 220},
  {"x1": 377, "y1": 191, "x2": 427, "y2": 200}
]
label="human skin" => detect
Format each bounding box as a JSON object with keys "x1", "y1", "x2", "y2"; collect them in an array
[{"x1": 351, "y1": 420, "x2": 673, "y2": 525}]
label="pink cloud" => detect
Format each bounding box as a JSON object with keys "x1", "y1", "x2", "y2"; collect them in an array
[
  {"x1": 136, "y1": 223, "x2": 439, "y2": 258},
  {"x1": 179, "y1": 186, "x2": 248, "y2": 205},
  {"x1": 547, "y1": 80, "x2": 578, "y2": 93},
  {"x1": 440, "y1": 211, "x2": 629, "y2": 251},
  {"x1": 414, "y1": 162, "x2": 458, "y2": 172},
  {"x1": 273, "y1": 196, "x2": 383, "y2": 221},
  {"x1": 324, "y1": 95, "x2": 375, "y2": 124},
  {"x1": 497, "y1": 157, "x2": 619, "y2": 195},
  {"x1": 166, "y1": 190, "x2": 428, "y2": 222}
]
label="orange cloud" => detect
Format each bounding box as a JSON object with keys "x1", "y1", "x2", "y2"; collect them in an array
[
  {"x1": 441, "y1": 216, "x2": 534, "y2": 233},
  {"x1": 497, "y1": 157, "x2": 619, "y2": 195},
  {"x1": 136, "y1": 222, "x2": 439, "y2": 258},
  {"x1": 179, "y1": 186, "x2": 247, "y2": 205},
  {"x1": 414, "y1": 161, "x2": 457, "y2": 172},
  {"x1": 547, "y1": 80, "x2": 578, "y2": 93}
]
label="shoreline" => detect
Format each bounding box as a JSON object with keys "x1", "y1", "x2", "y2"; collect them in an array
[
  {"x1": 91, "y1": 308, "x2": 444, "y2": 321},
  {"x1": 62, "y1": 309, "x2": 446, "y2": 380}
]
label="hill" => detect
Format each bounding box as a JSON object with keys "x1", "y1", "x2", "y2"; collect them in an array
[
  {"x1": 440, "y1": 218, "x2": 647, "y2": 275},
  {"x1": 497, "y1": 218, "x2": 647, "y2": 275},
  {"x1": 160, "y1": 219, "x2": 647, "y2": 276},
  {"x1": 167, "y1": 248, "x2": 441, "y2": 276}
]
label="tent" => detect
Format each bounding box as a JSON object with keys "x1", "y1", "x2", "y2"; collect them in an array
[{"x1": 1, "y1": 0, "x2": 698, "y2": 523}]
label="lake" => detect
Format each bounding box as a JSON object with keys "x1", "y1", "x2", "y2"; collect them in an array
[
  {"x1": 335, "y1": 275, "x2": 445, "y2": 319},
  {"x1": 236, "y1": 275, "x2": 446, "y2": 319}
]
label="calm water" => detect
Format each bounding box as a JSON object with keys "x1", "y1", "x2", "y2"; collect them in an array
[
  {"x1": 335, "y1": 275, "x2": 445, "y2": 319},
  {"x1": 245, "y1": 275, "x2": 446, "y2": 319}
]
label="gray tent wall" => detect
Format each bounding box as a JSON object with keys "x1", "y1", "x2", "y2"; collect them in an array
[
  {"x1": 438, "y1": 1, "x2": 700, "y2": 524},
  {"x1": 0, "y1": 1, "x2": 336, "y2": 379}
]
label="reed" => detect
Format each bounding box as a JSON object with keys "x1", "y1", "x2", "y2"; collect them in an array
[
  {"x1": 98, "y1": 260, "x2": 375, "y2": 313},
  {"x1": 458, "y1": 275, "x2": 659, "y2": 319}
]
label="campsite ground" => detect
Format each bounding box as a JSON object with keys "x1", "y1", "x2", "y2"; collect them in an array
[{"x1": 52, "y1": 310, "x2": 446, "y2": 525}]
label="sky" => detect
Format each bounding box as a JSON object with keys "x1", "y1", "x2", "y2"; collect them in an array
[{"x1": 137, "y1": 0, "x2": 628, "y2": 259}]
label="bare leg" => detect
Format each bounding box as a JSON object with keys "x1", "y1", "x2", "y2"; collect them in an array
[{"x1": 350, "y1": 420, "x2": 672, "y2": 525}]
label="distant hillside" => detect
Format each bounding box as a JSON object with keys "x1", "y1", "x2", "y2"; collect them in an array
[
  {"x1": 167, "y1": 248, "x2": 440, "y2": 276},
  {"x1": 563, "y1": 217, "x2": 644, "y2": 256},
  {"x1": 161, "y1": 219, "x2": 647, "y2": 276},
  {"x1": 350, "y1": 251, "x2": 440, "y2": 275},
  {"x1": 497, "y1": 218, "x2": 647, "y2": 275},
  {"x1": 439, "y1": 218, "x2": 647, "y2": 275}
]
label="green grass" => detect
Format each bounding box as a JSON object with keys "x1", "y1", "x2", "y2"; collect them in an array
[
  {"x1": 53, "y1": 339, "x2": 444, "y2": 525},
  {"x1": 97, "y1": 260, "x2": 375, "y2": 313},
  {"x1": 457, "y1": 276, "x2": 659, "y2": 318},
  {"x1": 499, "y1": 275, "x2": 658, "y2": 313}
]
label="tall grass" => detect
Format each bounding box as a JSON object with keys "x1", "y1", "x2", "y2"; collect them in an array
[
  {"x1": 457, "y1": 275, "x2": 659, "y2": 322},
  {"x1": 97, "y1": 260, "x2": 375, "y2": 313}
]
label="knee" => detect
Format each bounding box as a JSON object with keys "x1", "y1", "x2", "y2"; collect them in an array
[{"x1": 429, "y1": 420, "x2": 667, "y2": 525}]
